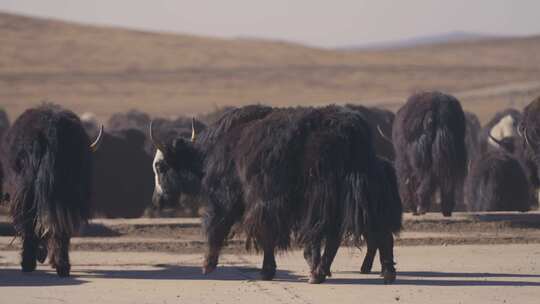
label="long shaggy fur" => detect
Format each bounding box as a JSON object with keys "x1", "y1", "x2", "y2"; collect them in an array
[
  {"x1": 393, "y1": 91, "x2": 467, "y2": 216},
  {"x1": 345, "y1": 104, "x2": 395, "y2": 161},
  {"x1": 2, "y1": 104, "x2": 92, "y2": 239},
  {"x1": 203, "y1": 106, "x2": 381, "y2": 248},
  {"x1": 465, "y1": 150, "x2": 532, "y2": 212},
  {"x1": 152, "y1": 104, "x2": 403, "y2": 282},
  {"x1": 519, "y1": 97, "x2": 540, "y2": 192},
  {"x1": 0, "y1": 109, "x2": 9, "y2": 200}
]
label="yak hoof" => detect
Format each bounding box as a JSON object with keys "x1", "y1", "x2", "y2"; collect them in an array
[
  {"x1": 260, "y1": 267, "x2": 276, "y2": 281},
  {"x1": 381, "y1": 264, "x2": 396, "y2": 284},
  {"x1": 308, "y1": 269, "x2": 327, "y2": 284},
  {"x1": 56, "y1": 264, "x2": 71, "y2": 277},
  {"x1": 308, "y1": 274, "x2": 326, "y2": 284},
  {"x1": 202, "y1": 260, "x2": 217, "y2": 275},
  {"x1": 21, "y1": 260, "x2": 37, "y2": 273}
]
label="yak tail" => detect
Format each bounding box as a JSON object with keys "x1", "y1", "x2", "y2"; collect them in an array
[
  {"x1": 341, "y1": 173, "x2": 369, "y2": 246},
  {"x1": 35, "y1": 125, "x2": 86, "y2": 238},
  {"x1": 242, "y1": 197, "x2": 292, "y2": 251},
  {"x1": 11, "y1": 124, "x2": 84, "y2": 239},
  {"x1": 433, "y1": 125, "x2": 467, "y2": 183}
]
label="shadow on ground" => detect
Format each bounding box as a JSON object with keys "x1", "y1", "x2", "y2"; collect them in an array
[
  {"x1": 79, "y1": 265, "x2": 302, "y2": 282},
  {"x1": 331, "y1": 270, "x2": 540, "y2": 286},
  {"x1": 0, "y1": 269, "x2": 87, "y2": 287},
  {"x1": 2, "y1": 266, "x2": 539, "y2": 287}
]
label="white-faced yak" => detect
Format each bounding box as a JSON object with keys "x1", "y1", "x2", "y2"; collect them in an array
[
  {"x1": 149, "y1": 105, "x2": 402, "y2": 284},
  {"x1": 1, "y1": 104, "x2": 103, "y2": 277},
  {"x1": 393, "y1": 92, "x2": 467, "y2": 216}
]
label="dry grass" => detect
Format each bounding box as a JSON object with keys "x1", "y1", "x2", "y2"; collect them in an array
[{"x1": 1, "y1": 12, "x2": 540, "y2": 123}]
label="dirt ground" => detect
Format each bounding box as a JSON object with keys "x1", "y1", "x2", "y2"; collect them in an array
[
  {"x1": 1, "y1": 212, "x2": 540, "y2": 303},
  {"x1": 1, "y1": 245, "x2": 539, "y2": 304}
]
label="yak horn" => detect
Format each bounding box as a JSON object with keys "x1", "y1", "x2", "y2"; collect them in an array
[
  {"x1": 524, "y1": 127, "x2": 532, "y2": 148},
  {"x1": 517, "y1": 123, "x2": 524, "y2": 138},
  {"x1": 90, "y1": 125, "x2": 104, "y2": 152},
  {"x1": 149, "y1": 120, "x2": 167, "y2": 152},
  {"x1": 488, "y1": 133, "x2": 504, "y2": 148},
  {"x1": 376, "y1": 125, "x2": 392, "y2": 143},
  {"x1": 191, "y1": 117, "x2": 197, "y2": 142}
]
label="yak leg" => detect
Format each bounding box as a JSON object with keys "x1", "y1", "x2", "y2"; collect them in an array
[
  {"x1": 261, "y1": 243, "x2": 277, "y2": 281},
  {"x1": 49, "y1": 235, "x2": 71, "y2": 277},
  {"x1": 360, "y1": 234, "x2": 378, "y2": 274},
  {"x1": 21, "y1": 230, "x2": 38, "y2": 273},
  {"x1": 306, "y1": 239, "x2": 323, "y2": 284},
  {"x1": 377, "y1": 231, "x2": 396, "y2": 284},
  {"x1": 202, "y1": 209, "x2": 236, "y2": 275},
  {"x1": 440, "y1": 180, "x2": 456, "y2": 217},
  {"x1": 319, "y1": 231, "x2": 341, "y2": 278},
  {"x1": 416, "y1": 175, "x2": 435, "y2": 215},
  {"x1": 303, "y1": 244, "x2": 314, "y2": 270}
]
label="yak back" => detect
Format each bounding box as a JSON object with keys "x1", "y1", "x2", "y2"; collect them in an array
[
  {"x1": 205, "y1": 105, "x2": 379, "y2": 248},
  {"x1": 345, "y1": 104, "x2": 395, "y2": 160},
  {"x1": 90, "y1": 128, "x2": 153, "y2": 218},
  {"x1": 3, "y1": 104, "x2": 92, "y2": 237},
  {"x1": 465, "y1": 150, "x2": 531, "y2": 212},
  {"x1": 394, "y1": 91, "x2": 467, "y2": 180}
]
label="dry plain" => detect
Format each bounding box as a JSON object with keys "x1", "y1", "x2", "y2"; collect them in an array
[
  {"x1": 2, "y1": 11, "x2": 540, "y2": 304},
  {"x1": 1, "y1": 12, "x2": 540, "y2": 123}
]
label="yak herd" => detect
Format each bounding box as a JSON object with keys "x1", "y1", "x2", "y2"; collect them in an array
[{"x1": 0, "y1": 92, "x2": 539, "y2": 283}]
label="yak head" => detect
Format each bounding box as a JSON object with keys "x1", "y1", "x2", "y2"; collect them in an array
[
  {"x1": 489, "y1": 133, "x2": 517, "y2": 154},
  {"x1": 149, "y1": 119, "x2": 203, "y2": 210}
]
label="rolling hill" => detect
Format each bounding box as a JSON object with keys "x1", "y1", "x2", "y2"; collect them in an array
[{"x1": 1, "y1": 11, "x2": 540, "y2": 123}]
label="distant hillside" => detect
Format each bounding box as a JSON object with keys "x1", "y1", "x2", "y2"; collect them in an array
[
  {"x1": 342, "y1": 31, "x2": 504, "y2": 50},
  {"x1": 0, "y1": 12, "x2": 539, "y2": 123}
]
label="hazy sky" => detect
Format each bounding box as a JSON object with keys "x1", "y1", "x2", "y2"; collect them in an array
[{"x1": 1, "y1": 0, "x2": 539, "y2": 47}]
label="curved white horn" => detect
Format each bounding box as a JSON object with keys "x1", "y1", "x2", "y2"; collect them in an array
[
  {"x1": 90, "y1": 125, "x2": 104, "y2": 152},
  {"x1": 376, "y1": 125, "x2": 392, "y2": 143},
  {"x1": 191, "y1": 117, "x2": 197, "y2": 142},
  {"x1": 149, "y1": 120, "x2": 166, "y2": 152}
]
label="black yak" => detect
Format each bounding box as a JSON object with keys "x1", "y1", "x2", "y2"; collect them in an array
[
  {"x1": 345, "y1": 104, "x2": 395, "y2": 160},
  {"x1": 520, "y1": 96, "x2": 540, "y2": 205},
  {"x1": 1, "y1": 104, "x2": 103, "y2": 277},
  {"x1": 0, "y1": 109, "x2": 9, "y2": 202},
  {"x1": 150, "y1": 105, "x2": 402, "y2": 284},
  {"x1": 465, "y1": 138, "x2": 532, "y2": 212},
  {"x1": 393, "y1": 92, "x2": 467, "y2": 216},
  {"x1": 464, "y1": 112, "x2": 482, "y2": 164},
  {"x1": 452, "y1": 112, "x2": 482, "y2": 211},
  {"x1": 89, "y1": 128, "x2": 154, "y2": 218}
]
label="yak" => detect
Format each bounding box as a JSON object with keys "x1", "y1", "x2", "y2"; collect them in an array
[
  {"x1": 1, "y1": 104, "x2": 103, "y2": 277},
  {"x1": 464, "y1": 112, "x2": 482, "y2": 164},
  {"x1": 0, "y1": 109, "x2": 9, "y2": 201},
  {"x1": 393, "y1": 91, "x2": 467, "y2": 216},
  {"x1": 150, "y1": 105, "x2": 402, "y2": 284},
  {"x1": 520, "y1": 96, "x2": 540, "y2": 203},
  {"x1": 345, "y1": 104, "x2": 395, "y2": 161},
  {"x1": 89, "y1": 128, "x2": 154, "y2": 218},
  {"x1": 465, "y1": 135, "x2": 532, "y2": 212},
  {"x1": 82, "y1": 115, "x2": 154, "y2": 218},
  {"x1": 480, "y1": 109, "x2": 522, "y2": 155}
]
